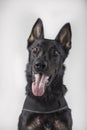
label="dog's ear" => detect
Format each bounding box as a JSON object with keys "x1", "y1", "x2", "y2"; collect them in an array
[
  {"x1": 55, "y1": 23, "x2": 72, "y2": 51},
  {"x1": 28, "y1": 18, "x2": 44, "y2": 47}
]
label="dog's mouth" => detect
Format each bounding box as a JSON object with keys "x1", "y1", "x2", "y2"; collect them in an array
[{"x1": 32, "y1": 73, "x2": 53, "y2": 96}]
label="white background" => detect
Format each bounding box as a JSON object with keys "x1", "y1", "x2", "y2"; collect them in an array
[{"x1": 0, "y1": 0, "x2": 87, "y2": 130}]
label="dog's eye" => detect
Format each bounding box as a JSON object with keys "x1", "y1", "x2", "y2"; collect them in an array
[
  {"x1": 32, "y1": 47, "x2": 40, "y2": 54},
  {"x1": 52, "y1": 50, "x2": 59, "y2": 57}
]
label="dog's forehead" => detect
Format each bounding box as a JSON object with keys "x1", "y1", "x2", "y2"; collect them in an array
[{"x1": 30, "y1": 39, "x2": 60, "y2": 49}]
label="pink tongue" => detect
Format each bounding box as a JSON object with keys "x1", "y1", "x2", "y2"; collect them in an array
[{"x1": 32, "y1": 74, "x2": 48, "y2": 96}]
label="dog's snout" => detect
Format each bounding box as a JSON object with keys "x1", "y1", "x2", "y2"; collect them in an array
[{"x1": 34, "y1": 61, "x2": 47, "y2": 72}]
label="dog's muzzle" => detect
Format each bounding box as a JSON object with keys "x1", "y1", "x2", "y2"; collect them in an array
[{"x1": 32, "y1": 60, "x2": 57, "y2": 97}]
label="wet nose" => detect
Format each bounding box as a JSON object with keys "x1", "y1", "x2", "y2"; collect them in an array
[{"x1": 34, "y1": 61, "x2": 47, "y2": 72}]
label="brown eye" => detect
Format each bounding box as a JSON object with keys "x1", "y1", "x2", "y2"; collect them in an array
[
  {"x1": 54, "y1": 50, "x2": 59, "y2": 56},
  {"x1": 52, "y1": 50, "x2": 59, "y2": 57},
  {"x1": 32, "y1": 46, "x2": 40, "y2": 54}
]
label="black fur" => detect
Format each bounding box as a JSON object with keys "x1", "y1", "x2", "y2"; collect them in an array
[{"x1": 18, "y1": 18, "x2": 72, "y2": 130}]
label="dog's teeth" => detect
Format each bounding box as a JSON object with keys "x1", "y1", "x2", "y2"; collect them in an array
[
  {"x1": 46, "y1": 79, "x2": 49, "y2": 83},
  {"x1": 47, "y1": 76, "x2": 49, "y2": 80}
]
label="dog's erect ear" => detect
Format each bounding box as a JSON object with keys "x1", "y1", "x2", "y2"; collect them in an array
[
  {"x1": 55, "y1": 23, "x2": 72, "y2": 50},
  {"x1": 28, "y1": 18, "x2": 44, "y2": 47}
]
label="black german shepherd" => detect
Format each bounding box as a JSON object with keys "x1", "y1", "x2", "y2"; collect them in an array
[{"x1": 18, "y1": 18, "x2": 72, "y2": 130}]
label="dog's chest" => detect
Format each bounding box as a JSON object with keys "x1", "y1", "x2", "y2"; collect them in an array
[{"x1": 27, "y1": 116, "x2": 67, "y2": 130}]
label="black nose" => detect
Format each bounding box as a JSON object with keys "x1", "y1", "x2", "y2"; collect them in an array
[{"x1": 34, "y1": 61, "x2": 47, "y2": 72}]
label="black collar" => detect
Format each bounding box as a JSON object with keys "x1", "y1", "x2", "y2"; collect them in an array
[{"x1": 23, "y1": 95, "x2": 68, "y2": 114}]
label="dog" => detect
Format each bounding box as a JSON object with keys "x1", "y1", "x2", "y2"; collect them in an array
[{"x1": 18, "y1": 18, "x2": 72, "y2": 130}]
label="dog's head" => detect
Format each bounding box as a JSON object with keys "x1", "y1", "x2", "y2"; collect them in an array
[{"x1": 27, "y1": 18, "x2": 72, "y2": 96}]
